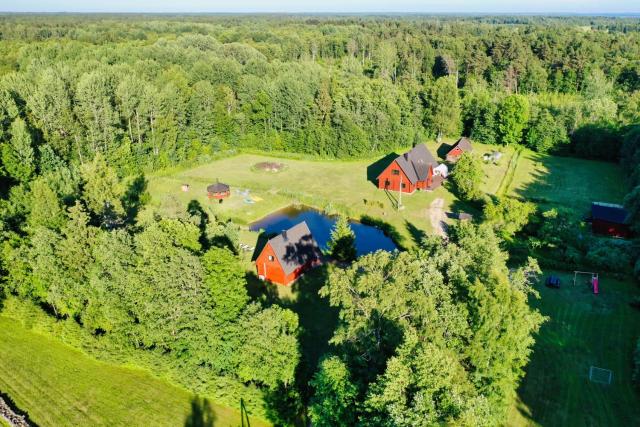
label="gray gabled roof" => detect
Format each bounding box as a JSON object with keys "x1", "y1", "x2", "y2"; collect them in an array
[
  {"x1": 451, "y1": 137, "x2": 473, "y2": 153},
  {"x1": 393, "y1": 144, "x2": 438, "y2": 185},
  {"x1": 267, "y1": 221, "x2": 322, "y2": 275}
]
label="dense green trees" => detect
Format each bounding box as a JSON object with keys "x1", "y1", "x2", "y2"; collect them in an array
[
  {"x1": 0, "y1": 152, "x2": 300, "y2": 415},
  {"x1": 0, "y1": 15, "x2": 639, "y2": 424},
  {"x1": 526, "y1": 109, "x2": 569, "y2": 153},
  {"x1": 315, "y1": 222, "x2": 544, "y2": 425},
  {"x1": 497, "y1": 95, "x2": 530, "y2": 145},
  {"x1": 484, "y1": 196, "x2": 536, "y2": 241},
  {"x1": 0, "y1": 15, "x2": 636, "y2": 171},
  {"x1": 451, "y1": 153, "x2": 484, "y2": 201},
  {"x1": 2, "y1": 118, "x2": 35, "y2": 182},
  {"x1": 424, "y1": 76, "x2": 461, "y2": 139},
  {"x1": 327, "y1": 215, "x2": 356, "y2": 262}
]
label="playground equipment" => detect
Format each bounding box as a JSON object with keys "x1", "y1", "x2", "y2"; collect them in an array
[{"x1": 573, "y1": 271, "x2": 599, "y2": 295}]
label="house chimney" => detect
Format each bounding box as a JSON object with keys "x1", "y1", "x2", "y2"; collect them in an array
[
  {"x1": 404, "y1": 153, "x2": 409, "y2": 161},
  {"x1": 282, "y1": 230, "x2": 288, "y2": 240}
]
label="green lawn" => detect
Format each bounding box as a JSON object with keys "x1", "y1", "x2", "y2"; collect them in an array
[
  {"x1": 0, "y1": 316, "x2": 268, "y2": 427},
  {"x1": 507, "y1": 271, "x2": 640, "y2": 426},
  {"x1": 507, "y1": 150, "x2": 628, "y2": 216},
  {"x1": 143, "y1": 144, "x2": 621, "y2": 251},
  {"x1": 144, "y1": 153, "x2": 451, "y2": 249},
  {"x1": 142, "y1": 141, "x2": 517, "y2": 249}
]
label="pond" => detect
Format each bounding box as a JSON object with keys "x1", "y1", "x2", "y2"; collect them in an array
[{"x1": 249, "y1": 205, "x2": 397, "y2": 256}]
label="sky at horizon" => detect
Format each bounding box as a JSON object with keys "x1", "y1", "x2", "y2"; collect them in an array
[{"x1": 0, "y1": 0, "x2": 638, "y2": 14}]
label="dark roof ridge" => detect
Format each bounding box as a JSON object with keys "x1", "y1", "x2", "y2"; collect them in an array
[{"x1": 267, "y1": 221, "x2": 321, "y2": 275}]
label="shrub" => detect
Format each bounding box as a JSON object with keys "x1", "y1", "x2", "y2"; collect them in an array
[
  {"x1": 451, "y1": 153, "x2": 484, "y2": 201},
  {"x1": 585, "y1": 239, "x2": 633, "y2": 273}
]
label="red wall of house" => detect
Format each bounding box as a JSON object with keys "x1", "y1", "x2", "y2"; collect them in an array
[
  {"x1": 592, "y1": 219, "x2": 631, "y2": 238},
  {"x1": 446, "y1": 147, "x2": 463, "y2": 161},
  {"x1": 255, "y1": 243, "x2": 317, "y2": 286},
  {"x1": 255, "y1": 243, "x2": 287, "y2": 285},
  {"x1": 377, "y1": 160, "x2": 416, "y2": 193},
  {"x1": 415, "y1": 166, "x2": 434, "y2": 190}
]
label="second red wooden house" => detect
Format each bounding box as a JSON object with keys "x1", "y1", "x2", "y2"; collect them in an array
[{"x1": 377, "y1": 143, "x2": 443, "y2": 193}]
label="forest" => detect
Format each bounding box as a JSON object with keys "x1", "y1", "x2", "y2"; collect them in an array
[{"x1": 0, "y1": 13, "x2": 639, "y2": 426}]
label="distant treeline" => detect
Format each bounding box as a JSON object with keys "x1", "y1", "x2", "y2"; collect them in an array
[{"x1": 0, "y1": 15, "x2": 638, "y2": 182}]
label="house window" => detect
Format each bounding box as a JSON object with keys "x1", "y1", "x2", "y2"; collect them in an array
[
  {"x1": 268, "y1": 255, "x2": 274, "y2": 261},
  {"x1": 392, "y1": 169, "x2": 400, "y2": 175},
  {"x1": 401, "y1": 183, "x2": 406, "y2": 189}
]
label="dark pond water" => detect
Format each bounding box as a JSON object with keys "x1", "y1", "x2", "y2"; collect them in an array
[{"x1": 249, "y1": 206, "x2": 397, "y2": 256}]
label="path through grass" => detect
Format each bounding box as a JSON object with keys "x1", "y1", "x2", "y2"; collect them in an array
[{"x1": 0, "y1": 316, "x2": 268, "y2": 427}]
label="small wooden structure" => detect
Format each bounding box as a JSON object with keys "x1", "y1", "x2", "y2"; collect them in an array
[
  {"x1": 590, "y1": 202, "x2": 630, "y2": 238},
  {"x1": 446, "y1": 137, "x2": 473, "y2": 163},
  {"x1": 207, "y1": 180, "x2": 230, "y2": 200}
]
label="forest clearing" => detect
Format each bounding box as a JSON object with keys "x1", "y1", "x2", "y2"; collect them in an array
[
  {"x1": 143, "y1": 143, "x2": 626, "y2": 249},
  {"x1": 1, "y1": 12, "x2": 639, "y2": 427}
]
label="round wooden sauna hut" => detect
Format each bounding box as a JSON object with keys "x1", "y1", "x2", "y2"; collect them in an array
[{"x1": 207, "y1": 181, "x2": 230, "y2": 201}]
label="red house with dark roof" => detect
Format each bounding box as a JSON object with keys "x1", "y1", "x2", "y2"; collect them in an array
[
  {"x1": 446, "y1": 137, "x2": 473, "y2": 163},
  {"x1": 590, "y1": 202, "x2": 631, "y2": 238},
  {"x1": 377, "y1": 144, "x2": 443, "y2": 193},
  {"x1": 255, "y1": 221, "x2": 322, "y2": 286}
]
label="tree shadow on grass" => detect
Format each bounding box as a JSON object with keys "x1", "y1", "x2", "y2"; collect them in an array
[
  {"x1": 123, "y1": 174, "x2": 149, "y2": 224},
  {"x1": 184, "y1": 397, "x2": 217, "y2": 427},
  {"x1": 405, "y1": 220, "x2": 428, "y2": 247},
  {"x1": 248, "y1": 265, "x2": 338, "y2": 425},
  {"x1": 366, "y1": 152, "x2": 398, "y2": 187},
  {"x1": 436, "y1": 142, "x2": 454, "y2": 160},
  {"x1": 187, "y1": 200, "x2": 211, "y2": 249},
  {"x1": 0, "y1": 390, "x2": 38, "y2": 427}
]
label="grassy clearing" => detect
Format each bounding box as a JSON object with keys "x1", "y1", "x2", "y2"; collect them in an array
[
  {"x1": 507, "y1": 151, "x2": 628, "y2": 216},
  {"x1": 143, "y1": 142, "x2": 621, "y2": 250},
  {"x1": 0, "y1": 316, "x2": 268, "y2": 427},
  {"x1": 507, "y1": 271, "x2": 640, "y2": 427},
  {"x1": 142, "y1": 140, "x2": 515, "y2": 249}
]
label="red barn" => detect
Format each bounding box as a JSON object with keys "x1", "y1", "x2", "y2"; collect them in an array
[
  {"x1": 377, "y1": 144, "x2": 442, "y2": 193},
  {"x1": 591, "y1": 202, "x2": 631, "y2": 238},
  {"x1": 446, "y1": 137, "x2": 473, "y2": 163},
  {"x1": 255, "y1": 221, "x2": 322, "y2": 286}
]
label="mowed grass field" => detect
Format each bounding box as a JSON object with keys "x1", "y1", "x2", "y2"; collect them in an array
[
  {"x1": 0, "y1": 316, "x2": 268, "y2": 427},
  {"x1": 142, "y1": 141, "x2": 518, "y2": 248},
  {"x1": 507, "y1": 150, "x2": 627, "y2": 214},
  {"x1": 143, "y1": 142, "x2": 625, "y2": 250},
  {"x1": 507, "y1": 271, "x2": 640, "y2": 427}
]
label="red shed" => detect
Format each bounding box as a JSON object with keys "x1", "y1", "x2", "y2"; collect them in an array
[
  {"x1": 591, "y1": 202, "x2": 631, "y2": 238},
  {"x1": 446, "y1": 137, "x2": 473, "y2": 163},
  {"x1": 255, "y1": 221, "x2": 322, "y2": 286},
  {"x1": 377, "y1": 144, "x2": 442, "y2": 193}
]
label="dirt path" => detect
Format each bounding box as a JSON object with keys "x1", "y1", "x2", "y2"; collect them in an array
[
  {"x1": 0, "y1": 395, "x2": 30, "y2": 427},
  {"x1": 427, "y1": 198, "x2": 447, "y2": 237}
]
